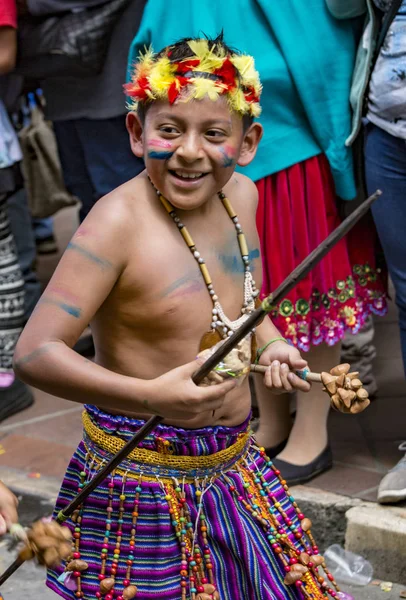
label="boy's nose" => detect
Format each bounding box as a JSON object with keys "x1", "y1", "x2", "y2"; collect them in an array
[{"x1": 177, "y1": 134, "x2": 204, "y2": 162}]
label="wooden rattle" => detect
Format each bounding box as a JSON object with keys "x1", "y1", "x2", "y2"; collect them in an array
[
  {"x1": 10, "y1": 520, "x2": 72, "y2": 568},
  {"x1": 250, "y1": 362, "x2": 370, "y2": 414}
]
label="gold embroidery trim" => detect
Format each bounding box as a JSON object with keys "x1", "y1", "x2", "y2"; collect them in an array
[{"x1": 82, "y1": 411, "x2": 250, "y2": 470}]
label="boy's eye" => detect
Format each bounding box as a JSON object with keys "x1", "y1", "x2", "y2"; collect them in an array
[
  {"x1": 206, "y1": 129, "x2": 226, "y2": 139},
  {"x1": 159, "y1": 125, "x2": 179, "y2": 135}
]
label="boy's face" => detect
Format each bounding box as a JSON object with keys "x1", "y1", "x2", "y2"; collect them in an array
[{"x1": 127, "y1": 96, "x2": 262, "y2": 210}]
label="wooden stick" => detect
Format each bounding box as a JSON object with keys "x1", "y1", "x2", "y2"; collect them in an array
[
  {"x1": 0, "y1": 189, "x2": 381, "y2": 586},
  {"x1": 0, "y1": 557, "x2": 24, "y2": 586},
  {"x1": 250, "y1": 364, "x2": 322, "y2": 382}
]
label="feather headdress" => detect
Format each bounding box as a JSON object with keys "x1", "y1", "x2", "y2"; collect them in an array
[{"x1": 125, "y1": 39, "x2": 262, "y2": 118}]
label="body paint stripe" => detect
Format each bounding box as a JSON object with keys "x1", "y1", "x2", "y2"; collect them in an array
[
  {"x1": 67, "y1": 242, "x2": 113, "y2": 271},
  {"x1": 148, "y1": 139, "x2": 173, "y2": 149},
  {"x1": 14, "y1": 345, "x2": 51, "y2": 367},
  {"x1": 148, "y1": 150, "x2": 174, "y2": 160},
  {"x1": 41, "y1": 298, "x2": 82, "y2": 318}
]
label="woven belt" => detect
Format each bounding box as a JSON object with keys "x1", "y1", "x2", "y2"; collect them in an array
[{"x1": 83, "y1": 411, "x2": 250, "y2": 471}]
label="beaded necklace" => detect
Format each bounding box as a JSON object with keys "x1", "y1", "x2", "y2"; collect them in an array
[{"x1": 151, "y1": 182, "x2": 259, "y2": 351}]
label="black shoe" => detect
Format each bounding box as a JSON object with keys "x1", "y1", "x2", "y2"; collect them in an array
[
  {"x1": 272, "y1": 446, "x2": 333, "y2": 486},
  {"x1": 73, "y1": 334, "x2": 95, "y2": 357},
  {"x1": 0, "y1": 378, "x2": 34, "y2": 422},
  {"x1": 264, "y1": 438, "x2": 289, "y2": 459}
]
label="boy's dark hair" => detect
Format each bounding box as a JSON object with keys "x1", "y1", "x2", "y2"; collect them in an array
[{"x1": 138, "y1": 32, "x2": 254, "y2": 131}]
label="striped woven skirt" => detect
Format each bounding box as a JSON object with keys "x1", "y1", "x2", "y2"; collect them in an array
[{"x1": 47, "y1": 405, "x2": 341, "y2": 600}]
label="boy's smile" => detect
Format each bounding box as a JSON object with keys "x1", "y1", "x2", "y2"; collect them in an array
[{"x1": 127, "y1": 96, "x2": 262, "y2": 210}]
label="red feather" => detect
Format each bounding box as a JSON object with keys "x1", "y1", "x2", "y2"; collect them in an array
[
  {"x1": 214, "y1": 58, "x2": 237, "y2": 90},
  {"x1": 175, "y1": 59, "x2": 201, "y2": 74},
  {"x1": 124, "y1": 75, "x2": 151, "y2": 100},
  {"x1": 168, "y1": 81, "x2": 180, "y2": 104},
  {"x1": 244, "y1": 86, "x2": 260, "y2": 104}
]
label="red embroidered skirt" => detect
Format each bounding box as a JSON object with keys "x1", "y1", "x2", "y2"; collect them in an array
[{"x1": 256, "y1": 154, "x2": 387, "y2": 352}]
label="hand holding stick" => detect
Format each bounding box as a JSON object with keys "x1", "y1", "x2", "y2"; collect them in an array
[{"x1": 250, "y1": 362, "x2": 370, "y2": 414}]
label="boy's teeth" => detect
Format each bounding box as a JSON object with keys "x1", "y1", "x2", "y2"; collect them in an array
[{"x1": 174, "y1": 171, "x2": 202, "y2": 179}]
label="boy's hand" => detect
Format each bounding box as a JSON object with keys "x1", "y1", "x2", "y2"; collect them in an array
[
  {"x1": 0, "y1": 481, "x2": 18, "y2": 535},
  {"x1": 144, "y1": 358, "x2": 238, "y2": 420},
  {"x1": 259, "y1": 341, "x2": 311, "y2": 394}
]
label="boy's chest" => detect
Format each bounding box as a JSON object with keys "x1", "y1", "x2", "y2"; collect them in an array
[{"x1": 116, "y1": 225, "x2": 260, "y2": 337}]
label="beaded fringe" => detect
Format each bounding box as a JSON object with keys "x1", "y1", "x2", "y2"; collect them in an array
[{"x1": 48, "y1": 425, "x2": 341, "y2": 600}]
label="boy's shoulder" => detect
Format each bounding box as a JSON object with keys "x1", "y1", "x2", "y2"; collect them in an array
[
  {"x1": 224, "y1": 172, "x2": 259, "y2": 212},
  {"x1": 83, "y1": 171, "x2": 149, "y2": 228}
]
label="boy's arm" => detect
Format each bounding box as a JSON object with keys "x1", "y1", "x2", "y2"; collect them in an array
[{"x1": 14, "y1": 195, "x2": 235, "y2": 420}]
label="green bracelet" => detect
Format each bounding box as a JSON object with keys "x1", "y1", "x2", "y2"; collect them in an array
[{"x1": 254, "y1": 337, "x2": 288, "y2": 364}]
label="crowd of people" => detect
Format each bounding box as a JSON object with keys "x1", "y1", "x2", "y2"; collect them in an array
[{"x1": 0, "y1": 0, "x2": 405, "y2": 598}]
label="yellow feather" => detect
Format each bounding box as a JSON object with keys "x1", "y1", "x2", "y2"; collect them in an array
[
  {"x1": 186, "y1": 39, "x2": 223, "y2": 72},
  {"x1": 250, "y1": 103, "x2": 262, "y2": 118},
  {"x1": 187, "y1": 39, "x2": 209, "y2": 59},
  {"x1": 229, "y1": 88, "x2": 248, "y2": 114},
  {"x1": 233, "y1": 56, "x2": 260, "y2": 86},
  {"x1": 134, "y1": 46, "x2": 155, "y2": 80},
  {"x1": 149, "y1": 58, "x2": 176, "y2": 96},
  {"x1": 139, "y1": 45, "x2": 155, "y2": 65},
  {"x1": 191, "y1": 77, "x2": 221, "y2": 102}
]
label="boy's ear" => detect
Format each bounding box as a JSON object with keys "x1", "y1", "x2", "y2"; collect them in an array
[
  {"x1": 126, "y1": 111, "x2": 144, "y2": 158},
  {"x1": 237, "y1": 122, "x2": 263, "y2": 167}
]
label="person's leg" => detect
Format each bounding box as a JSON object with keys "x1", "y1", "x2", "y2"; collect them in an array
[
  {"x1": 365, "y1": 123, "x2": 406, "y2": 503},
  {"x1": 0, "y1": 194, "x2": 33, "y2": 418},
  {"x1": 6, "y1": 188, "x2": 42, "y2": 320},
  {"x1": 53, "y1": 120, "x2": 95, "y2": 223},
  {"x1": 278, "y1": 341, "x2": 341, "y2": 464},
  {"x1": 256, "y1": 342, "x2": 340, "y2": 464},
  {"x1": 32, "y1": 217, "x2": 58, "y2": 255},
  {"x1": 253, "y1": 380, "x2": 292, "y2": 453},
  {"x1": 0, "y1": 196, "x2": 25, "y2": 381},
  {"x1": 75, "y1": 114, "x2": 144, "y2": 203},
  {"x1": 365, "y1": 124, "x2": 406, "y2": 374}
]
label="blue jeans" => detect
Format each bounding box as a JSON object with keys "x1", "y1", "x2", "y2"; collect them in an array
[
  {"x1": 53, "y1": 115, "x2": 144, "y2": 222},
  {"x1": 32, "y1": 217, "x2": 54, "y2": 241},
  {"x1": 365, "y1": 123, "x2": 406, "y2": 375}
]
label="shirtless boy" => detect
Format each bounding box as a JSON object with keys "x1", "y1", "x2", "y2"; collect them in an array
[{"x1": 15, "y1": 36, "x2": 338, "y2": 600}]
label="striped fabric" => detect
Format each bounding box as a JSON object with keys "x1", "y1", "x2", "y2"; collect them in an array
[
  {"x1": 47, "y1": 406, "x2": 328, "y2": 600},
  {"x1": 0, "y1": 196, "x2": 25, "y2": 373}
]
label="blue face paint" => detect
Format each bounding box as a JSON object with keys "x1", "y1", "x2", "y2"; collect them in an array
[
  {"x1": 219, "y1": 147, "x2": 234, "y2": 168},
  {"x1": 148, "y1": 150, "x2": 175, "y2": 160}
]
